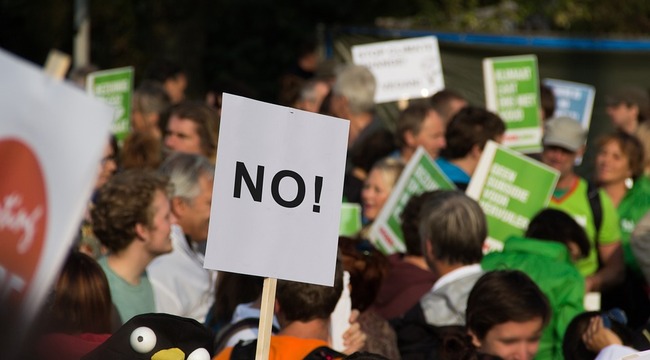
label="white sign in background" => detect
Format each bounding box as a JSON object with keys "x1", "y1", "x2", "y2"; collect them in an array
[
  {"x1": 352, "y1": 36, "x2": 445, "y2": 104},
  {"x1": 204, "y1": 94, "x2": 349, "y2": 286},
  {"x1": 0, "y1": 49, "x2": 113, "y2": 334}
]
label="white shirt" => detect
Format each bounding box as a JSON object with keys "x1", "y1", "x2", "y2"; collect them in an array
[
  {"x1": 431, "y1": 263, "x2": 483, "y2": 292},
  {"x1": 148, "y1": 224, "x2": 218, "y2": 322}
]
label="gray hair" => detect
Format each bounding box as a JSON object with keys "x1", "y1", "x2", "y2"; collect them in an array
[
  {"x1": 133, "y1": 80, "x2": 170, "y2": 115},
  {"x1": 159, "y1": 152, "x2": 214, "y2": 203},
  {"x1": 332, "y1": 64, "x2": 376, "y2": 114},
  {"x1": 419, "y1": 190, "x2": 486, "y2": 265}
]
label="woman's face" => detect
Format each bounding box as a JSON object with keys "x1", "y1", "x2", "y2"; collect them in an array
[
  {"x1": 596, "y1": 140, "x2": 632, "y2": 185},
  {"x1": 471, "y1": 318, "x2": 544, "y2": 360},
  {"x1": 361, "y1": 168, "x2": 393, "y2": 222}
]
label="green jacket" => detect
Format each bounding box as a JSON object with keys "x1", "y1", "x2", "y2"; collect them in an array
[
  {"x1": 618, "y1": 175, "x2": 650, "y2": 271},
  {"x1": 482, "y1": 236, "x2": 585, "y2": 360}
]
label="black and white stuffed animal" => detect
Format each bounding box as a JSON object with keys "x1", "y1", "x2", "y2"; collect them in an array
[{"x1": 83, "y1": 313, "x2": 213, "y2": 360}]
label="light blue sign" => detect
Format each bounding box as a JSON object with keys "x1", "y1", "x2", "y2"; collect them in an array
[{"x1": 543, "y1": 78, "x2": 595, "y2": 131}]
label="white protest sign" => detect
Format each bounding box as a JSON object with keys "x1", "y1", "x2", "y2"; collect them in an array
[
  {"x1": 0, "y1": 49, "x2": 113, "y2": 350},
  {"x1": 352, "y1": 36, "x2": 445, "y2": 104},
  {"x1": 204, "y1": 94, "x2": 349, "y2": 286}
]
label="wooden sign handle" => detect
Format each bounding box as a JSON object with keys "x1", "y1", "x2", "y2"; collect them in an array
[
  {"x1": 255, "y1": 277, "x2": 277, "y2": 359},
  {"x1": 43, "y1": 49, "x2": 71, "y2": 80}
]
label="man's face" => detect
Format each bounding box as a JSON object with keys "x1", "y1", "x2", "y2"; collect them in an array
[
  {"x1": 541, "y1": 145, "x2": 577, "y2": 178},
  {"x1": 165, "y1": 115, "x2": 203, "y2": 155},
  {"x1": 142, "y1": 190, "x2": 175, "y2": 256},
  {"x1": 174, "y1": 174, "x2": 213, "y2": 242},
  {"x1": 411, "y1": 110, "x2": 446, "y2": 159},
  {"x1": 471, "y1": 318, "x2": 544, "y2": 360},
  {"x1": 606, "y1": 102, "x2": 638, "y2": 131}
]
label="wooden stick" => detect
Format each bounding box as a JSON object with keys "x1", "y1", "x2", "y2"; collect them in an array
[
  {"x1": 43, "y1": 49, "x2": 71, "y2": 80},
  {"x1": 256, "y1": 277, "x2": 277, "y2": 359}
]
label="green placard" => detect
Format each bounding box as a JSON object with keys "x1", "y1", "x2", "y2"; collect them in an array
[
  {"x1": 467, "y1": 141, "x2": 559, "y2": 251},
  {"x1": 483, "y1": 55, "x2": 542, "y2": 153},
  {"x1": 339, "y1": 203, "x2": 362, "y2": 236},
  {"x1": 370, "y1": 147, "x2": 456, "y2": 254},
  {"x1": 86, "y1": 67, "x2": 134, "y2": 143}
]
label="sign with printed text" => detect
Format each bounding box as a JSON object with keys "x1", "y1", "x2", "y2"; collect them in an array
[
  {"x1": 542, "y1": 78, "x2": 595, "y2": 130},
  {"x1": 369, "y1": 147, "x2": 455, "y2": 254},
  {"x1": 467, "y1": 141, "x2": 559, "y2": 252},
  {"x1": 0, "y1": 49, "x2": 113, "y2": 352},
  {"x1": 86, "y1": 67, "x2": 134, "y2": 143},
  {"x1": 352, "y1": 36, "x2": 445, "y2": 104},
  {"x1": 204, "y1": 94, "x2": 349, "y2": 286},
  {"x1": 483, "y1": 55, "x2": 542, "y2": 153}
]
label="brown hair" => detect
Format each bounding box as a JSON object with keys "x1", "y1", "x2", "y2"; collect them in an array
[
  {"x1": 120, "y1": 131, "x2": 163, "y2": 170},
  {"x1": 466, "y1": 270, "x2": 551, "y2": 340},
  {"x1": 50, "y1": 251, "x2": 113, "y2": 333},
  {"x1": 276, "y1": 258, "x2": 343, "y2": 322},
  {"x1": 441, "y1": 106, "x2": 505, "y2": 160},
  {"x1": 168, "y1": 101, "x2": 220, "y2": 160},
  {"x1": 338, "y1": 237, "x2": 389, "y2": 312},
  {"x1": 92, "y1": 169, "x2": 171, "y2": 253},
  {"x1": 597, "y1": 131, "x2": 645, "y2": 179}
]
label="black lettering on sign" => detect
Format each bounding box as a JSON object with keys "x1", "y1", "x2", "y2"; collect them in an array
[
  {"x1": 271, "y1": 170, "x2": 305, "y2": 208},
  {"x1": 233, "y1": 161, "x2": 263, "y2": 202}
]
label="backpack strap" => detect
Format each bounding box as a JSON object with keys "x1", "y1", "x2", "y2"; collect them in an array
[
  {"x1": 587, "y1": 181, "x2": 603, "y2": 246},
  {"x1": 229, "y1": 340, "x2": 344, "y2": 360},
  {"x1": 214, "y1": 317, "x2": 279, "y2": 355},
  {"x1": 229, "y1": 339, "x2": 257, "y2": 360},
  {"x1": 303, "y1": 346, "x2": 345, "y2": 360}
]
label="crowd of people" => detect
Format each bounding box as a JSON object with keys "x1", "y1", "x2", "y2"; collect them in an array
[{"x1": 21, "y1": 49, "x2": 650, "y2": 360}]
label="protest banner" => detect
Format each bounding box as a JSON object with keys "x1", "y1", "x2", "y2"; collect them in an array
[
  {"x1": 369, "y1": 147, "x2": 455, "y2": 254},
  {"x1": 0, "y1": 49, "x2": 113, "y2": 356},
  {"x1": 352, "y1": 36, "x2": 445, "y2": 104},
  {"x1": 467, "y1": 141, "x2": 559, "y2": 252},
  {"x1": 204, "y1": 93, "x2": 348, "y2": 358},
  {"x1": 86, "y1": 66, "x2": 134, "y2": 143},
  {"x1": 483, "y1": 55, "x2": 542, "y2": 153}
]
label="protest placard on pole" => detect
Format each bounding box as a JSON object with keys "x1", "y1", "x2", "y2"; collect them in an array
[
  {"x1": 484, "y1": 55, "x2": 542, "y2": 154},
  {"x1": 0, "y1": 48, "x2": 113, "y2": 357},
  {"x1": 543, "y1": 78, "x2": 595, "y2": 165},
  {"x1": 87, "y1": 67, "x2": 134, "y2": 143},
  {"x1": 204, "y1": 94, "x2": 349, "y2": 358},
  {"x1": 467, "y1": 141, "x2": 559, "y2": 252},
  {"x1": 369, "y1": 147, "x2": 455, "y2": 254},
  {"x1": 542, "y1": 78, "x2": 595, "y2": 130},
  {"x1": 352, "y1": 36, "x2": 445, "y2": 104}
]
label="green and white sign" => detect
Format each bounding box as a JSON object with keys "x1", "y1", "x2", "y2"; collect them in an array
[
  {"x1": 369, "y1": 147, "x2": 455, "y2": 254},
  {"x1": 86, "y1": 67, "x2": 134, "y2": 143},
  {"x1": 467, "y1": 141, "x2": 559, "y2": 252},
  {"x1": 483, "y1": 55, "x2": 541, "y2": 153}
]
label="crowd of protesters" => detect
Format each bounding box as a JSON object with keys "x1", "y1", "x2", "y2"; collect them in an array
[{"x1": 23, "y1": 45, "x2": 650, "y2": 360}]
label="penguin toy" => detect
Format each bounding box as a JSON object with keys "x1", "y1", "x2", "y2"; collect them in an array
[{"x1": 83, "y1": 313, "x2": 213, "y2": 360}]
